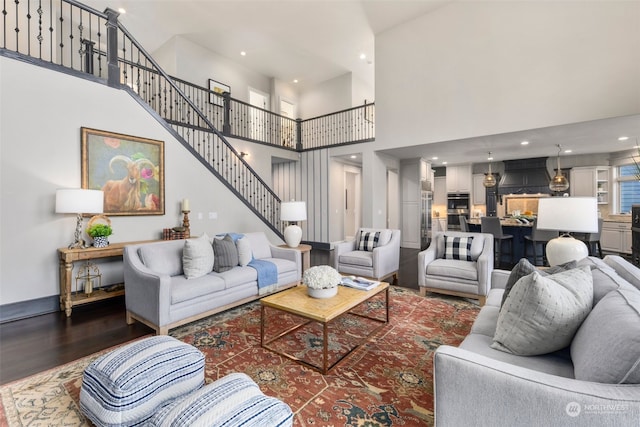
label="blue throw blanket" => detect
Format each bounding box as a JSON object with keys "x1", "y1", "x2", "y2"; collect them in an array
[{"x1": 248, "y1": 259, "x2": 278, "y2": 290}]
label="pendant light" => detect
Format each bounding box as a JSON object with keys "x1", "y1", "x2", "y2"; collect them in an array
[
  {"x1": 483, "y1": 152, "x2": 497, "y2": 188},
  {"x1": 549, "y1": 144, "x2": 569, "y2": 192}
]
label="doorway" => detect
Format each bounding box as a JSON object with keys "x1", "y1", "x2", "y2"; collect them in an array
[
  {"x1": 344, "y1": 168, "x2": 361, "y2": 240},
  {"x1": 387, "y1": 169, "x2": 399, "y2": 229},
  {"x1": 279, "y1": 98, "x2": 296, "y2": 148},
  {"x1": 249, "y1": 88, "x2": 269, "y2": 141}
]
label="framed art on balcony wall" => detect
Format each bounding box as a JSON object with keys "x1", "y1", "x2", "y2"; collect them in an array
[
  {"x1": 208, "y1": 79, "x2": 231, "y2": 106},
  {"x1": 81, "y1": 127, "x2": 165, "y2": 216}
]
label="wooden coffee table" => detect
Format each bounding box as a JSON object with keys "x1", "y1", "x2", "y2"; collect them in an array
[{"x1": 260, "y1": 282, "x2": 389, "y2": 374}]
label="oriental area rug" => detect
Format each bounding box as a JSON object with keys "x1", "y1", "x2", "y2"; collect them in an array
[{"x1": 0, "y1": 287, "x2": 479, "y2": 427}]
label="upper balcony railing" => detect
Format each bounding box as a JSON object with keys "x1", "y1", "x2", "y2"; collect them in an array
[{"x1": 1, "y1": 0, "x2": 374, "y2": 152}]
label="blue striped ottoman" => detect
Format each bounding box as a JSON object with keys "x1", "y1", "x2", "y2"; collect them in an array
[
  {"x1": 80, "y1": 336, "x2": 205, "y2": 427},
  {"x1": 151, "y1": 373, "x2": 293, "y2": 426}
]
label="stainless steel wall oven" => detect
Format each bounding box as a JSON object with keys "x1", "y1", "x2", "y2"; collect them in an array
[{"x1": 447, "y1": 193, "x2": 470, "y2": 230}]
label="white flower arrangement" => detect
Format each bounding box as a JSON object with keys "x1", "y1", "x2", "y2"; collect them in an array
[{"x1": 303, "y1": 265, "x2": 342, "y2": 289}]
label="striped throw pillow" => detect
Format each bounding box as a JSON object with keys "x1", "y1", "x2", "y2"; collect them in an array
[{"x1": 444, "y1": 235, "x2": 473, "y2": 261}]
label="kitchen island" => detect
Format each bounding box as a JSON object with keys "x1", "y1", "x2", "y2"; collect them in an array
[{"x1": 467, "y1": 217, "x2": 534, "y2": 267}]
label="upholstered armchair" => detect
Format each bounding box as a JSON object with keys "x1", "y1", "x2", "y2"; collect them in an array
[
  {"x1": 333, "y1": 228, "x2": 401, "y2": 284},
  {"x1": 418, "y1": 231, "x2": 494, "y2": 305}
]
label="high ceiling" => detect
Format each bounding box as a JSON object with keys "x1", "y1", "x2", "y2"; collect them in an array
[
  {"x1": 82, "y1": 0, "x2": 640, "y2": 165},
  {"x1": 83, "y1": 0, "x2": 450, "y2": 92}
]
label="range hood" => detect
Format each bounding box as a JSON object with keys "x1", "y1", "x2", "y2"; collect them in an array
[{"x1": 498, "y1": 157, "x2": 551, "y2": 195}]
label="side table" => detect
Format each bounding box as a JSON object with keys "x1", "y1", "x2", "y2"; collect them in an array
[
  {"x1": 278, "y1": 243, "x2": 312, "y2": 274},
  {"x1": 58, "y1": 240, "x2": 157, "y2": 317}
]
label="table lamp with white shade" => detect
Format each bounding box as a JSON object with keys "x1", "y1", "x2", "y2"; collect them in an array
[
  {"x1": 281, "y1": 200, "x2": 306, "y2": 248},
  {"x1": 536, "y1": 196, "x2": 598, "y2": 266},
  {"x1": 56, "y1": 189, "x2": 104, "y2": 249}
]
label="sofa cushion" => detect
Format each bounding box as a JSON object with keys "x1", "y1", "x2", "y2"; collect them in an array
[
  {"x1": 214, "y1": 266, "x2": 258, "y2": 290},
  {"x1": 243, "y1": 232, "x2": 272, "y2": 260},
  {"x1": 443, "y1": 235, "x2": 473, "y2": 261},
  {"x1": 500, "y1": 258, "x2": 577, "y2": 307},
  {"x1": 591, "y1": 267, "x2": 637, "y2": 305},
  {"x1": 171, "y1": 274, "x2": 226, "y2": 304},
  {"x1": 426, "y1": 258, "x2": 478, "y2": 282},
  {"x1": 138, "y1": 241, "x2": 184, "y2": 277},
  {"x1": 182, "y1": 234, "x2": 215, "y2": 279},
  {"x1": 357, "y1": 231, "x2": 380, "y2": 251},
  {"x1": 491, "y1": 266, "x2": 593, "y2": 356},
  {"x1": 236, "y1": 236, "x2": 252, "y2": 266},
  {"x1": 339, "y1": 251, "x2": 373, "y2": 268},
  {"x1": 604, "y1": 255, "x2": 640, "y2": 291},
  {"x1": 213, "y1": 235, "x2": 239, "y2": 273},
  {"x1": 571, "y1": 288, "x2": 640, "y2": 384}
]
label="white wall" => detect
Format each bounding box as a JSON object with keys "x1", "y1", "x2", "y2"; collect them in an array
[
  {"x1": 374, "y1": 1, "x2": 640, "y2": 152},
  {"x1": 0, "y1": 57, "x2": 288, "y2": 306},
  {"x1": 299, "y1": 73, "x2": 353, "y2": 118}
]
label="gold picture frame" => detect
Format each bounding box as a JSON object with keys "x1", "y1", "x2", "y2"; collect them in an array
[{"x1": 81, "y1": 127, "x2": 165, "y2": 216}]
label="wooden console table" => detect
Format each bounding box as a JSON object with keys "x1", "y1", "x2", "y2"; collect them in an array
[{"x1": 58, "y1": 240, "x2": 157, "y2": 317}]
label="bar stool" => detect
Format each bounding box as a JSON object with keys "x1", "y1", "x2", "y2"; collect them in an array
[
  {"x1": 577, "y1": 218, "x2": 603, "y2": 258},
  {"x1": 459, "y1": 215, "x2": 469, "y2": 232},
  {"x1": 524, "y1": 220, "x2": 559, "y2": 266},
  {"x1": 481, "y1": 216, "x2": 513, "y2": 267}
]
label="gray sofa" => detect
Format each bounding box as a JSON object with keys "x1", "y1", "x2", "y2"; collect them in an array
[
  {"x1": 434, "y1": 255, "x2": 640, "y2": 426},
  {"x1": 124, "y1": 232, "x2": 301, "y2": 334}
]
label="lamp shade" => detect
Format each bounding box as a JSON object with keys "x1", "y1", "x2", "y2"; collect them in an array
[
  {"x1": 56, "y1": 189, "x2": 104, "y2": 214},
  {"x1": 536, "y1": 197, "x2": 598, "y2": 233},
  {"x1": 281, "y1": 201, "x2": 307, "y2": 222}
]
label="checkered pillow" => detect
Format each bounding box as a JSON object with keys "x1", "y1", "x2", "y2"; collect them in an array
[
  {"x1": 358, "y1": 231, "x2": 380, "y2": 252},
  {"x1": 443, "y1": 235, "x2": 473, "y2": 261}
]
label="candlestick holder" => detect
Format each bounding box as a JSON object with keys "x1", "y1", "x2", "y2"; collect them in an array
[{"x1": 182, "y1": 210, "x2": 191, "y2": 238}]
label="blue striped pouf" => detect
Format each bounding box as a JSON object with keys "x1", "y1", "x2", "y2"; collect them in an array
[
  {"x1": 151, "y1": 373, "x2": 293, "y2": 427},
  {"x1": 80, "y1": 336, "x2": 205, "y2": 427}
]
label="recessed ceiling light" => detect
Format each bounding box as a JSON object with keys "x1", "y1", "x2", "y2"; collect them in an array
[
  {"x1": 118, "y1": 7, "x2": 126, "y2": 14},
  {"x1": 350, "y1": 155, "x2": 357, "y2": 159},
  {"x1": 487, "y1": 156, "x2": 493, "y2": 161},
  {"x1": 521, "y1": 141, "x2": 529, "y2": 145},
  {"x1": 564, "y1": 149, "x2": 572, "y2": 153},
  {"x1": 432, "y1": 156, "x2": 438, "y2": 160},
  {"x1": 240, "y1": 51, "x2": 246, "y2": 56},
  {"x1": 618, "y1": 136, "x2": 629, "y2": 141},
  {"x1": 442, "y1": 161, "x2": 448, "y2": 165},
  {"x1": 359, "y1": 53, "x2": 366, "y2": 60},
  {"x1": 293, "y1": 79, "x2": 298, "y2": 83}
]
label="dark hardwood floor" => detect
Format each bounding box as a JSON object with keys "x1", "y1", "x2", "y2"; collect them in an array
[{"x1": 0, "y1": 248, "x2": 420, "y2": 385}]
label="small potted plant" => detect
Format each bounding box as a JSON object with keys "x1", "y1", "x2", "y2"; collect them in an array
[
  {"x1": 303, "y1": 265, "x2": 342, "y2": 299},
  {"x1": 87, "y1": 223, "x2": 113, "y2": 248}
]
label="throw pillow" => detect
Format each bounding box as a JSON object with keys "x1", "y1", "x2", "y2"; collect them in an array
[
  {"x1": 500, "y1": 258, "x2": 577, "y2": 307},
  {"x1": 182, "y1": 234, "x2": 214, "y2": 279},
  {"x1": 571, "y1": 288, "x2": 640, "y2": 384},
  {"x1": 443, "y1": 235, "x2": 473, "y2": 261},
  {"x1": 491, "y1": 266, "x2": 593, "y2": 356},
  {"x1": 236, "y1": 236, "x2": 252, "y2": 266},
  {"x1": 213, "y1": 234, "x2": 239, "y2": 273},
  {"x1": 358, "y1": 231, "x2": 380, "y2": 252}
]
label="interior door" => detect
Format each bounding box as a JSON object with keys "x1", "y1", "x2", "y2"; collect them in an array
[
  {"x1": 387, "y1": 169, "x2": 399, "y2": 229},
  {"x1": 344, "y1": 169, "x2": 361, "y2": 240},
  {"x1": 279, "y1": 99, "x2": 295, "y2": 148},
  {"x1": 249, "y1": 88, "x2": 269, "y2": 142}
]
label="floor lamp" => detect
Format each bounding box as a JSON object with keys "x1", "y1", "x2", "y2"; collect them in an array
[{"x1": 536, "y1": 197, "x2": 598, "y2": 266}]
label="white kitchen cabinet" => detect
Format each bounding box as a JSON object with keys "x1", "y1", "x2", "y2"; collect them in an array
[
  {"x1": 434, "y1": 177, "x2": 447, "y2": 207},
  {"x1": 432, "y1": 217, "x2": 447, "y2": 233},
  {"x1": 570, "y1": 166, "x2": 609, "y2": 204},
  {"x1": 446, "y1": 165, "x2": 472, "y2": 193},
  {"x1": 472, "y1": 174, "x2": 486, "y2": 205},
  {"x1": 601, "y1": 221, "x2": 632, "y2": 254}
]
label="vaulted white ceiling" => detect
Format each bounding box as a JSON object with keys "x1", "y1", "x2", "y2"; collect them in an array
[{"x1": 82, "y1": 0, "x2": 640, "y2": 164}]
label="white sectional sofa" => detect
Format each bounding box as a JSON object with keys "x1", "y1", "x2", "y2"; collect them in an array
[{"x1": 434, "y1": 255, "x2": 640, "y2": 426}]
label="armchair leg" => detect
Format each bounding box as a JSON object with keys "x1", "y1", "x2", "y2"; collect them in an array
[
  {"x1": 391, "y1": 273, "x2": 398, "y2": 286},
  {"x1": 478, "y1": 295, "x2": 487, "y2": 307}
]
